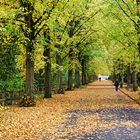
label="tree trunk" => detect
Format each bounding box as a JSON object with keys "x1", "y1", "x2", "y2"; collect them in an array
[
  {"x1": 24, "y1": 2, "x2": 35, "y2": 97},
  {"x1": 67, "y1": 69, "x2": 73, "y2": 90},
  {"x1": 137, "y1": 72, "x2": 140, "y2": 86},
  {"x1": 82, "y1": 58, "x2": 86, "y2": 85},
  {"x1": 136, "y1": 0, "x2": 140, "y2": 54},
  {"x1": 85, "y1": 61, "x2": 88, "y2": 84},
  {"x1": 120, "y1": 74, "x2": 124, "y2": 88},
  {"x1": 75, "y1": 67, "x2": 80, "y2": 88},
  {"x1": 87, "y1": 74, "x2": 91, "y2": 83},
  {"x1": 44, "y1": 31, "x2": 52, "y2": 98},
  {"x1": 132, "y1": 71, "x2": 138, "y2": 91},
  {"x1": 56, "y1": 48, "x2": 64, "y2": 94},
  {"x1": 67, "y1": 48, "x2": 73, "y2": 90},
  {"x1": 133, "y1": 72, "x2": 137, "y2": 84},
  {"x1": 26, "y1": 44, "x2": 34, "y2": 97},
  {"x1": 38, "y1": 69, "x2": 43, "y2": 92},
  {"x1": 126, "y1": 65, "x2": 131, "y2": 87},
  {"x1": 131, "y1": 61, "x2": 137, "y2": 91}
]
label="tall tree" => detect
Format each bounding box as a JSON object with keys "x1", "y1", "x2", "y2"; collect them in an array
[{"x1": 43, "y1": 30, "x2": 52, "y2": 98}]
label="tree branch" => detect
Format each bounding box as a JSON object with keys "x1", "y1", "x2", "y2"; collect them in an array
[
  {"x1": 34, "y1": 10, "x2": 47, "y2": 26},
  {"x1": 121, "y1": 0, "x2": 133, "y2": 15},
  {"x1": 34, "y1": 24, "x2": 47, "y2": 39},
  {"x1": 73, "y1": 9, "x2": 101, "y2": 35},
  {"x1": 115, "y1": 0, "x2": 139, "y2": 28}
]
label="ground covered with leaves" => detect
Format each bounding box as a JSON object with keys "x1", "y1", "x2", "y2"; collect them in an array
[
  {"x1": 121, "y1": 88, "x2": 140, "y2": 104},
  {"x1": 0, "y1": 81, "x2": 140, "y2": 140}
]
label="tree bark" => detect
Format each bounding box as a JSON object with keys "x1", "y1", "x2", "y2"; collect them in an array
[
  {"x1": 67, "y1": 48, "x2": 73, "y2": 90},
  {"x1": 75, "y1": 67, "x2": 80, "y2": 88},
  {"x1": 44, "y1": 31, "x2": 52, "y2": 98},
  {"x1": 82, "y1": 58, "x2": 86, "y2": 85},
  {"x1": 120, "y1": 74, "x2": 124, "y2": 88},
  {"x1": 126, "y1": 65, "x2": 131, "y2": 87},
  {"x1": 38, "y1": 69, "x2": 44, "y2": 92},
  {"x1": 67, "y1": 69, "x2": 73, "y2": 90},
  {"x1": 26, "y1": 44, "x2": 34, "y2": 97},
  {"x1": 56, "y1": 47, "x2": 64, "y2": 94},
  {"x1": 137, "y1": 72, "x2": 140, "y2": 86},
  {"x1": 131, "y1": 62, "x2": 138, "y2": 91},
  {"x1": 136, "y1": 0, "x2": 140, "y2": 54},
  {"x1": 23, "y1": 2, "x2": 35, "y2": 97},
  {"x1": 132, "y1": 71, "x2": 138, "y2": 91},
  {"x1": 133, "y1": 72, "x2": 137, "y2": 84},
  {"x1": 136, "y1": 1, "x2": 140, "y2": 87}
]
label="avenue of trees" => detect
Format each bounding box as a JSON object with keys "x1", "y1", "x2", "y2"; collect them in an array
[{"x1": 0, "y1": 0, "x2": 140, "y2": 106}]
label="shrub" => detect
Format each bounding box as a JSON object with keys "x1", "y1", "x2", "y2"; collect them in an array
[
  {"x1": 133, "y1": 83, "x2": 138, "y2": 91},
  {"x1": 19, "y1": 95, "x2": 36, "y2": 107}
]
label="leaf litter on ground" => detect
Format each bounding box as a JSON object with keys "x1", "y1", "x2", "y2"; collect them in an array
[{"x1": 0, "y1": 81, "x2": 140, "y2": 140}]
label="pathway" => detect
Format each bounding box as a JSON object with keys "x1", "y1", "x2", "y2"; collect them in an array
[{"x1": 0, "y1": 81, "x2": 140, "y2": 140}]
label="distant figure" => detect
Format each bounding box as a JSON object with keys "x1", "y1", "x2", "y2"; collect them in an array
[
  {"x1": 114, "y1": 79, "x2": 119, "y2": 91},
  {"x1": 99, "y1": 77, "x2": 101, "y2": 81}
]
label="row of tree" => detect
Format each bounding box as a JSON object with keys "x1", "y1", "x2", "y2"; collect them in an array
[
  {"x1": 0, "y1": 0, "x2": 104, "y2": 106},
  {"x1": 106, "y1": 0, "x2": 140, "y2": 90},
  {"x1": 0, "y1": 0, "x2": 139, "y2": 106}
]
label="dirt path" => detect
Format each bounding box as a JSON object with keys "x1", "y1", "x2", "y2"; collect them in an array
[{"x1": 0, "y1": 81, "x2": 140, "y2": 140}]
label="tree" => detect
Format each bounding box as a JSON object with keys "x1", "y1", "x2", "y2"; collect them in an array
[{"x1": 113, "y1": 0, "x2": 140, "y2": 90}]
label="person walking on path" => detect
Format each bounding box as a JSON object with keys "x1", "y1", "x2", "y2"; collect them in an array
[
  {"x1": 114, "y1": 79, "x2": 119, "y2": 91},
  {"x1": 99, "y1": 77, "x2": 101, "y2": 81}
]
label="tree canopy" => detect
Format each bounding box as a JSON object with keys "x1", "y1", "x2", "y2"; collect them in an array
[{"x1": 0, "y1": 0, "x2": 140, "y2": 106}]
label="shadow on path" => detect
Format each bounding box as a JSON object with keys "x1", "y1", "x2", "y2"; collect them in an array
[
  {"x1": 63, "y1": 107, "x2": 140, "y2": 140},
  {"x1": 81, "y1": 126, "x2": 140, "y2": 140},
  {"x1": 65, "y1": 107, "x2": 140, "y2": 127}
]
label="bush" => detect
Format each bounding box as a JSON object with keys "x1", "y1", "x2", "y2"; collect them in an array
[
  {"x1": 133, "y1": 83, "x2": 138, "y2": 91},
  {"x1": 19, "y1": 95, "x2": 36, "y2": 107},
  {"x1": 57, "y1": 88, "x2": 65, "y2": 94},
  {"x1": 0, "y1": 24, "x2": 23, "y2": 102}
]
